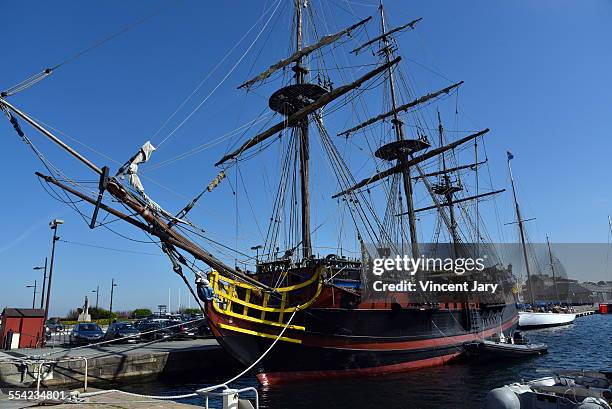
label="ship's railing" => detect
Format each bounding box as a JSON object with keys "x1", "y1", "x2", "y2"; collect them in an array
[{"x1": 208, "y1": 266, "x2": 323, "y2": 333}]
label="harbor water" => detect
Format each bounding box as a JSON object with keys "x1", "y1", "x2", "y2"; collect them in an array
[{"x1": 120, "y1": 314, "x2": 611, "y2": 408}]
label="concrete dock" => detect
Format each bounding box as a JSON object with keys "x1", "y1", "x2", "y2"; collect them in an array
[
  {"x1": 575, "y1": 309, "x2": 596, "y2": 317},
  {"x1": 0, "y1": 389, "x2": 202, "y2": 409},
  {"x1": 0, "y1": 338, "x2": 239, "y2": 389}
]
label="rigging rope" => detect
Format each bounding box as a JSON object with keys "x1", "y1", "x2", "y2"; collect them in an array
[
  {"x1": 76, "y1": 308, "x2": 299, "y2": 401},
  {"x1": 58, "y1": 239, "x2": 163, "y2": 256},
  {"x1": 1, "y1": 1, "x2": 177, "y2": 97},
  {"x1": 154, "y1": 0, "x2": 283, "y2": 149},
  {"x1": 149, "y1": 0, "x2": 283, "y2": 144}
]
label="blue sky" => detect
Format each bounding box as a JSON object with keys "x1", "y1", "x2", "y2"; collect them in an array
[{"x1": 1, "y1": 0, "x2": 611, "y2": 316}]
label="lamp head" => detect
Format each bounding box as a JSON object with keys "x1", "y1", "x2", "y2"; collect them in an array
[{"x1": 50, "y1": 219, "x2": 64, "y2": 228}]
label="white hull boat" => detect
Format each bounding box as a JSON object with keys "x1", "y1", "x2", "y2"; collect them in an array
[
  {"x1": 518, "y1": 311, "x2": 576, "y2": 329},
  {"x1": 486, "y1": 370, "x2": 612, "y2": 409}
]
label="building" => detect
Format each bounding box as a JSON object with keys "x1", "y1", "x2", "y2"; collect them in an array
[
  {"x1": 0, "y1": 308, "x2": 46, "y2": 349},
  {"x1": 522, "y1": 276, "x2": 612, "y2": 304}
]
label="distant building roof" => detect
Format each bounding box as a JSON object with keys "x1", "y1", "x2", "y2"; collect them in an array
[{"x1": 1, "y1": 308, "x2": 46, "y2": 318}]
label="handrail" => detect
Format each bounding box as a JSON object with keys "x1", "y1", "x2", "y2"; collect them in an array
[
  {"x1": 210, "y1": 265, "x2": 322, "y2": 292},
  {"x1": 209, "y1": 266, "x2": 324, "y2": 332},
  {"x1": 35, "y1": 356, "x2": 88, "y2": 393},
  {"x1": 198, "y1": 385, "x2": 259, "y2": 409},
  {"x1": 210, "y1": 267, "x2": 323, "y2": 313}
]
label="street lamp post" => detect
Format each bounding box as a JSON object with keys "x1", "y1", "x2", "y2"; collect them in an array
[
  {"x1": 26, "y1": 280, "x2": 37, "y2": 309},
  {"x1": 92, "y1": 286, "x2": 100, "y2": 310},
  {"x1": 44, "y1": 219, "x2": 63, "y2": 324},
  {"x1": 108, "y1": 279, "x2": 117, "y2": 325},
  {"x1": 33, "y1": 258, "x2": 47, "y2": 309}
]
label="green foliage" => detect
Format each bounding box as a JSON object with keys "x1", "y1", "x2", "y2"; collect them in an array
[
  {"x1": 88, "y1": 307, "x2": 115, "y2": 320},
  {"x1": 132, "y1": 308, "x2": 153, "y2": 318},
  {"x1": 181, "y1": 308, "x2": 201, "y2": 315}
]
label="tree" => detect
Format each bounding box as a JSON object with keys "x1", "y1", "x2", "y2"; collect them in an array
[
  {"x1": 180, "y1": 308, "x2": 201, "y2": 315},
  {"x1": 132, "y1": 308, "x2": 153, "y2": 318},
  {"x1": 65, "y1": 308, "x2": 82, "y2": 320},
  {"x1": 89, "y1": 307, "x2": 112, "y2": 320}
]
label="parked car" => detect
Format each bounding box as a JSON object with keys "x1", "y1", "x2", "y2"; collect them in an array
[
  {"x1": 45, "y1": 319, "x2": 64, "y2": 332},
  {"x1": 105, "y1": 322, "x2": 141, "y2": 343},
  {"x1": 191, "y1": 316, "x2": 212, "y2": 337},
  {"x1": 69, "y1": 323, "x2": 105, "y2": 345},
  {"x1": 164, "y1": 319, "x2": 197, "y2": 340},
  {"x1": 135, "y1": 321, "x2": 173, "y2": 341}
]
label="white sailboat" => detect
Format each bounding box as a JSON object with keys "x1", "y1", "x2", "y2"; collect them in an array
[
  {"x1": 518, "y1": 310, "x2": 575, "y2": 328},
  {"x1": 506, "y1": 152, "x2": 576, "y2": 329}
]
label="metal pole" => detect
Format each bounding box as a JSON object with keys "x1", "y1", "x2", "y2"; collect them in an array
[
  {"x1": 95, "y1": 286, "x2": 99, "y2": 310},
  {"x1": 44, "y1": 223, "x2": 60, "y2": 325},
  {"x1": 27, "y1": 281, "x2": 37, "y2": 309},
  {"x1": 109, "y1": 279, "x2": 115, "y2": 325},
  {"x1": 39, "y1": 258, "x2": 47, "y2": 309}
]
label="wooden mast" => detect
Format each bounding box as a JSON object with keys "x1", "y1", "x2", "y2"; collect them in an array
[
  {"x1": 437, "y1": 110, "x2": 459, "y2": 252},
  {"x1": 0, "y1": 97, "x2": 274, "y2": 291},
  {"x1": 295, "y1": 0, "x2": 312, "y2": 259},
  {"x1": 507, "y1": 153, "x2": 536, "y2": 305},
  {"x1": 379, "y1": 2, "x2": 419, "y2": 259}
]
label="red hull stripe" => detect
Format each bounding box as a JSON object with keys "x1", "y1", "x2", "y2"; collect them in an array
[
  {"x1": 208, "y1": 306, "x2": 518, "y2": 352},
  {"x1": 257, "y1": 351, "x2": 463, "y2": 386}
]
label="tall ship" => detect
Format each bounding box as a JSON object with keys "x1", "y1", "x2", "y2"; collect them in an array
[{"x1": 1, "y1": 1, "x2": 518, "y2": 385}]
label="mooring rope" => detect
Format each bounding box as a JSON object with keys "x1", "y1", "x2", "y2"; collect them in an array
[{"x1": 75, "y1": 308, "x2": 299, "y2": 401}]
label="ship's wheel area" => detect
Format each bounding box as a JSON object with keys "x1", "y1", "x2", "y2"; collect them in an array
[{"x1": 268, "y1": 83, "x2": 328, "y2": 117}]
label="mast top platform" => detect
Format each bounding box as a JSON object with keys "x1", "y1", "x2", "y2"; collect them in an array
[
  {"x1": 374, "y1": 139, "x2": 430, "y2": 161},
  {"x1": 269, "y1": 83, "x2": 328, "y2": 117},
  {"x1": 432, "y1": 183, "x2": 463, "y2": 196}
]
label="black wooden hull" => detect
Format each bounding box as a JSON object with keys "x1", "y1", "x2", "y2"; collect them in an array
[{"x1": 206, "y1": 302, "x2": 519, "y2": 385}]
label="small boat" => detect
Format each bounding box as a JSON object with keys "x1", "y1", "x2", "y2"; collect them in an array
[
  {"x1": 486, "y1": 370, "x2": 612, "y2": 409},
  {"x1": 463, "y1": 331, "x2": 547, "y2": 360},
  {"x1": 518, "y1": 310, "x2": 576, "y2": 329}
]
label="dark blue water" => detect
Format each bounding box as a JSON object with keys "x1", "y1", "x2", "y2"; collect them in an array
[{"x1": 121, "y1": 314, "x2": 611, "y2": 408}]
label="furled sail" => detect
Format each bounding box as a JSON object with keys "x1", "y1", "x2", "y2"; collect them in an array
[
  {"x1": 338, "y1": 81, "x2": 463, "y2": 137},
  {"x1": 121, "y1": 141, "x2": 156, "y2": 195},
  {"x1": 216, "y1": 57, "x2": 401, "y2": 166},
  {"x1": 351, "y1": 17, "x2": 422, "y2": 55},
  {"x1": 413, "y1": 160, "x2": 487, "y2": 180},
  {"x1": 332, "y1": 128, "x2": 489, "y2": 198},
  {"x1": 237, "y1": 16, "x2": 372, "y2": 90},
  {"x1": 409, "y1": 189, "x2": 505, "y2": 214},
  {"x1": 116, "y1": 141, "x2": 175, "y2": 218}
]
